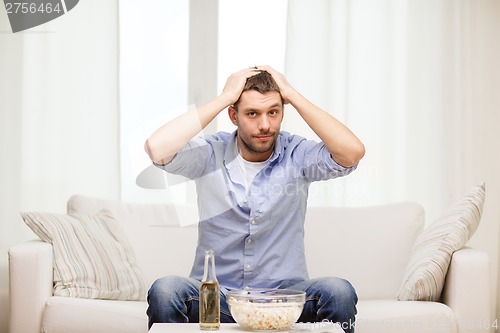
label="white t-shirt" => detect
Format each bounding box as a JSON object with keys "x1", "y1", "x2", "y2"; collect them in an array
[{"x1": 235, "y1": 148, "x2": 270, "y2": 192}]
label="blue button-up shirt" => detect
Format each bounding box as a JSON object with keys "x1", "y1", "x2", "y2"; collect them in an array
[{"x1": 157, "y1": 131, "x2": 356, "y2": 291}]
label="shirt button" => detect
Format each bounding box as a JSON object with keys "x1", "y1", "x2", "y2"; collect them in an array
[
  {"x1": 245, "y1": 264, "x2": 251, "y2": 269},
  {"x1": 250, "y1": 219, "x2": 256, "y2": 225},
  {"x1": 247, "y1": 238, "x2": 252, "y2": 244}
]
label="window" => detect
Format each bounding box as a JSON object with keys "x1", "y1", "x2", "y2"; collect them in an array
[
  {"x1": 119, "y1": 1, "x2": 189, "y2": 203},
  {"x1": 119, "y1": 0, "x2": 287, "y2": 203},
  {"x1": 217, "y1": 0, "x2": 288, "y2": 131}
]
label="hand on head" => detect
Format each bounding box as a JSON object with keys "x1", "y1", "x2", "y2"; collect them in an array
[
  {"x1": 221, "y1": 67, "x2": 261, "y2": 106},
  {"x1": 222, "y1": 66, "x2": 295, "y2": 106}
]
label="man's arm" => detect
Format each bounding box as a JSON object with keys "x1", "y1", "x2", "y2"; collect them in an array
[
  {"x1": 261, "y1": 66, "x2": 365, "y2": 168},
  {"x1": 145, "y1": 68, "x2": 260, "y2": 165}
]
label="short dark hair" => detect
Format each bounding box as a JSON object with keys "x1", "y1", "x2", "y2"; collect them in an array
[{"x1": 233, "y1": 71, "x2": 284, "y2": 110}]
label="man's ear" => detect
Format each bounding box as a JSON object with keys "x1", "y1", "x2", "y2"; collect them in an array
[{"x1": 228, "y1": 106, "x2": 238, "y2": 126}]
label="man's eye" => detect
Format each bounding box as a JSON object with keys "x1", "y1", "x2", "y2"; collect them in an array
[
  {"x1": 269, "y1": 110, "x2": 278, "y2": 116},
  {"x1": 248, "y1": 112, "x2": 257, "y2": 117}
]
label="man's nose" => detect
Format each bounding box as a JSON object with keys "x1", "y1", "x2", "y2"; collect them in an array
[{"x1": 258, "y1": 115, "x2": 270, "y2": 131}]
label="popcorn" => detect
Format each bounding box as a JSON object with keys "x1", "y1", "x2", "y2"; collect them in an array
[{"x1": 228, "y1": 297, "x2": 303, "y2": 330}]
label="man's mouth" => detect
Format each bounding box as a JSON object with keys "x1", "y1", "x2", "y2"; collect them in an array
[{"x1": 254, "y1": 134, "x2": 274, "y2": 141}]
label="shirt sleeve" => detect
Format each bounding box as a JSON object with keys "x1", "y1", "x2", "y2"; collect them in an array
[
  {"x1": 294, "y1": 139, "x2": 358, "y2": 182},
  {"x1": 153, "y1": 135, "x2": 214, "y2": 180}
]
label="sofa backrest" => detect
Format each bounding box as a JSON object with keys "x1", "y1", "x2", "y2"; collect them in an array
[
  {"x1": 67, "y1": 196, "x2": 424, "y2": 300},
  {"x1": 67, "y1": 195, "x2": 199, "y2": 290},
  {"x1": 304, "y1": 203, "x2": 424, "y2": 300}
]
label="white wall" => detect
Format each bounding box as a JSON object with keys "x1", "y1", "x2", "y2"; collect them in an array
[
  {"x1": 0, "y1": 1, "x2": 120, "y2": 333},
  {"x1": 463, "y1": 0, "x2": 500, "y2": 323}
]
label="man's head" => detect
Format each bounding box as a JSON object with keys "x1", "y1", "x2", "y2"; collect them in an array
[
  {"x1": 232, "y1": 71, "x2": 284, "y2": 111},
  {"x1": 228, "y1": 71, "x2": 285, "y2": 162}
]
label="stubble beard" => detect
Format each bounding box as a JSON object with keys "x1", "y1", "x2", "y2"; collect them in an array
[{"x1": 239, "y1": 132, "x2": 277, "y2": 159}]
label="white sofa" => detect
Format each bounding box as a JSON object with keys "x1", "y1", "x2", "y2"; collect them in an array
[{"x1": 9, "y1": 195, "x2": 491, "y2": 333}]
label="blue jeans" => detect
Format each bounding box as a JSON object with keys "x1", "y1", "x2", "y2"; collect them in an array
[{"x1": 147, "y1": 276, "x2": 358, "y2": 333}]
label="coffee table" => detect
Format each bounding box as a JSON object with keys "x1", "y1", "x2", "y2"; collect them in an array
[
  {"x1": 149, "y1": 323, "x2": 242, "y2": 332},
  {"x1": 149, "y1": 323, "x2": 344, "y2": 332}
]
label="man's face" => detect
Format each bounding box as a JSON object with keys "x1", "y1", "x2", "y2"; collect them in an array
[{"x1": 229, "y1": 90, "x2": 284, "y2": 162}]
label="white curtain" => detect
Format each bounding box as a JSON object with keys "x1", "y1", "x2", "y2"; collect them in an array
[
  {"x1": 0, "y1": 2, "x2": 120, "y2": 333},
  {"x1": 285, "y1": 0, "x2": 500, "y2": 321}
]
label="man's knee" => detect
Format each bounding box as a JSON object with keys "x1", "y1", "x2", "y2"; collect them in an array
[
  {"x1": 328, "y1": 277, "x2": 357, "y2": 302},
  {"x1": 147, "y1": 276, "x2": 200, "y2": 326},
  {"x1": 314, "y1": 277, "x2": 357, "y2": 301},
  {"x1": 148, "y1": 276, "x2": 198, "y2": 304}
]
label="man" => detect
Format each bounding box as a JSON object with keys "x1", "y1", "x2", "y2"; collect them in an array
[{"x1": 145, "y1": 66, "x2": 365, "y2": 333}]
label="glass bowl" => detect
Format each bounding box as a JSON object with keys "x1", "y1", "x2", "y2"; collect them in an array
[{"x1": 227, "y1": 288, "x2": 305, "y2": 331}]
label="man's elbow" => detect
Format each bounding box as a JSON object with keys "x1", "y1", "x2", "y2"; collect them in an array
[
  {"x1": 144, "y1": 139, "x2": 154, "y2": 160},
  {"x1": 144, "y1": 139, "x2": 162, "y2": 164},
  {"x1": 336, "y1": 143, "x2": 366, "y2": 168},
  {"x1": 144, "y1": 138, "x2": 173, "y2": 165},
  {"x1": 353, "y1": 142, "x2": 366, "y2": 164}
]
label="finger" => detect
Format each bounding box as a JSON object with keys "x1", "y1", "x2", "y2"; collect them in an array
[
  {"x1": 236, "y1": 67, "x2": 261, "y2": 78},
  {"x1": 255, "y1": 65, "x2": 273, "y2": 73},
  {"x1": 241, "y1": 68, "x2": 262, "y2": 80}
]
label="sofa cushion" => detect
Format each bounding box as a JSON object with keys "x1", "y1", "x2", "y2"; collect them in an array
[
  {"x1": 21, "y1": 210, "x2": 147, "y2": 301},
  {"x1": 42, "y1": 296, "x2": 147, "y2": 333},
  {"x1": 397, "y1": 183, "x2": 486, "y2": 301},
  {"x1": 41, "y1": 297, "x2": 457, "y2": 333},
  {"x1": 67, "y1": 195, "x2": 199, "y2": 288},
  {"x1": 355, "y1": 300, "x2": 457, "y2": 333},
  {"x1": 304, "y1": 202, "x2": 425, "y2": 300}
]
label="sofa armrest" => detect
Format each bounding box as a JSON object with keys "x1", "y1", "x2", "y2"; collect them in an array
[
  {"x1": 9, "y1": 240, "x2": 53, "y2": 333},
  {"x1": 441, "y1": 247, "x2": 491, "y2": 333}
]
